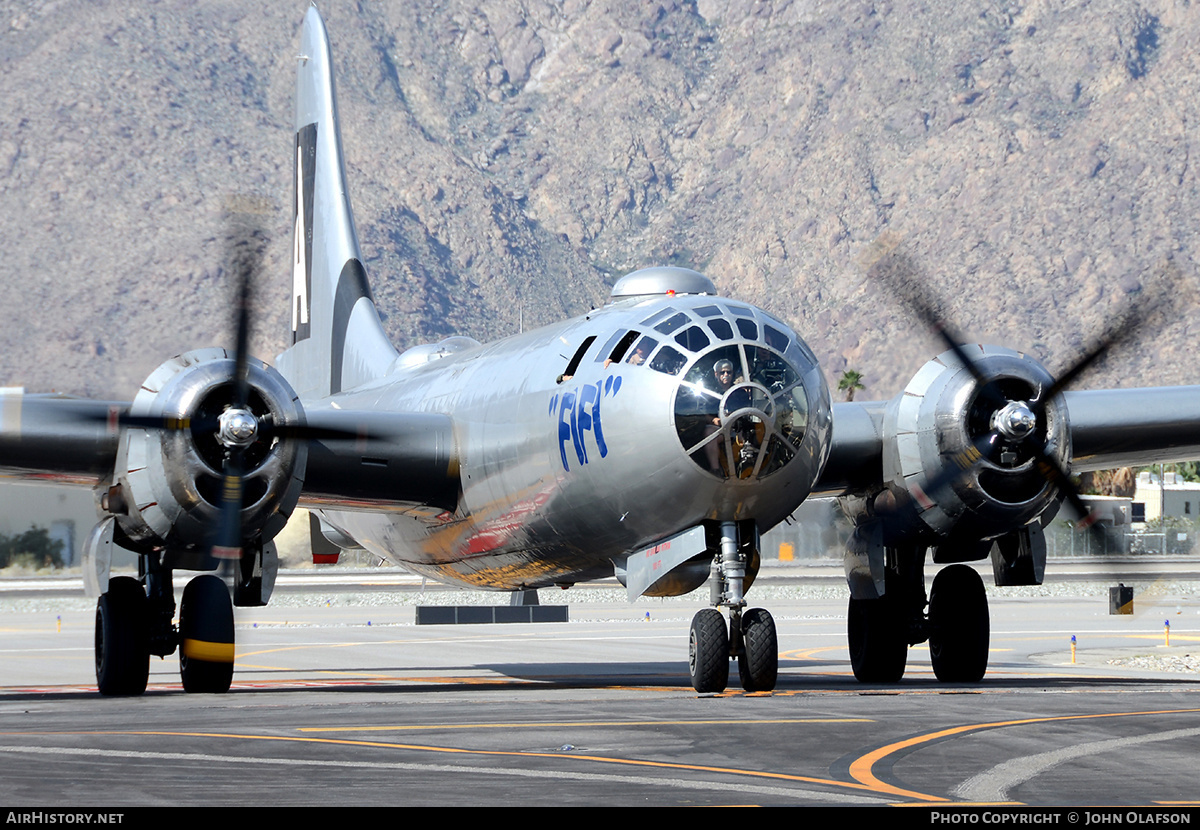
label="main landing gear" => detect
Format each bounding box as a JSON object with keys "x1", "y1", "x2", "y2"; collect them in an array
[
  {"x1": 688, "y1": 521, "x2": 778, "y2": 693},
  {"x1": 927, "y1": 564, "x2": 989, "y2": 683},
  {"x1": 95, "y1": 576, "x2": 150, "y2": 696},
  {"x1": 94, "y1": 554, "x2": 236, "y2": 696},
  {"x1": 179, "y1": 575, "x2": 236, "y2": 693},
  {"x1": 846, "y1": 548, "x2": 991, "y2": 684}
]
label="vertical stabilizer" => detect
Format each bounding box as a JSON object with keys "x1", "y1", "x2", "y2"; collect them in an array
[{"x1": 276, "y1": 7, "x2": 398, "y2": 400}]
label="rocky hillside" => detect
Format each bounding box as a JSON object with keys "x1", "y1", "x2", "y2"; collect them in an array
[{"x1": 1, "y1": 0, "x2": 1197, "y2": 402}]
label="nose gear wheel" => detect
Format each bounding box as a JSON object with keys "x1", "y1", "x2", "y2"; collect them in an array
[{"x1": 688, "y1": 608, "x2": 729, "y2": 693}]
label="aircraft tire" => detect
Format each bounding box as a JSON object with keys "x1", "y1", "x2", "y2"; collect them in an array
[
  {"x1": 689, "y1": 608, "x2": 729, "y2": 693},
  {"x1": 179, "y1": 575, "x2": 235, "y2": 694},
  {"x1": 737, "y1": 608, "x2": 778, "y2": 692},
  {"x1": 847, "y1": 595, "x2": 907, "y2": 683},
  {"x1": 95, "y1": 576, "x2": 151, "y2": 696},
  {"x1": 928, "y1": 564, "x2": 989, "y2": 683}
]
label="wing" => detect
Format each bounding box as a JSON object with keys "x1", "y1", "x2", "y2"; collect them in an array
[
  {"x1": 0, "y1": 391, "x2": 123, "y2": 484},
  {"x1": 1065, "y1": 387, "x2": 1200, "y2": 471},
  {"x1": 818, "y1": 344, "x2": 1200, "y2": 601},
  {"x1": 0, "y1": 386, "x2": 459, "y2": 556},
  {"x1": 818, "y1": 385, "x2": 1200, "y2": 497}
]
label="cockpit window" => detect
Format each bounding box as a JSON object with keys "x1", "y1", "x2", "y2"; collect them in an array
[
  {"x1": 745, "y1": 345, "x2": 798, "y2": 391},
  {"x1": 595, "y1": 329, "x2": 628, "y2": 363},
  {"x1": 735, "y1": 318, "x2": 758, "y2": 340},
  {"x1": 650, "y1": 345, "x2": 687, "y2": 376},
  {"x1": 785, "y1": 338, "x2": 818, "y2": 370},
  {"x1": 727, "y1": 304, "x2": 755, "y2": 318},
  {"x1": 707, "y1": 318, "x2": 734, "y2": 341},
  {"x1": 763, "y1": 324, "x2": 789, "y2": 353},
  {"x1": 674, "y1": 343, "x2": 808, "y2": 481},
  {"x1": 640, "y1": 307, "x2": 675, "y2": 327},
  {"x1": 654, "y1": 312, "x2": 691, "y2": 335},
  {"x1": 561, "y1": 335, "x2": 596, "y2": 380},
  {"x1": 674, "y1": 325, "x2": 710, "y2": 353},
  {"x1": 694, "y1": 305, "x2": 722, "y2": 318},
  {"x1": 606, "y1": 330, "x2": 640, "y2": 364},
  {"x1": 626, "y1": 335, "x2": 658, "y2": 366}
]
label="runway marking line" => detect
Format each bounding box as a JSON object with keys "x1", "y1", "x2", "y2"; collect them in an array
[
  {"x1": 779, "y1": 646, "x2": 843, "y2": 660},
  {"x1": 780, "y1": 645, "x2": 1013, "y2": 662},
  {"x1": 31, "y1": 728, "x2": 889, "y2": 798},
  {"x1": 297, "y1": 717, "x2": 876, "y2": 733},
  {"x1": 848, "y1": 706, "x2": 1200, "y2": 803}
]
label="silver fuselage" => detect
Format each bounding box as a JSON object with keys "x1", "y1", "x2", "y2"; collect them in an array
[{"x1": 311, "y1": 292, "x2": 832, "y2": 590}]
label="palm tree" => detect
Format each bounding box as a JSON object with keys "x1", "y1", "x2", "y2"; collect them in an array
[{"x1": 838, "y1": 369, "x2": 864, "y2": 402}]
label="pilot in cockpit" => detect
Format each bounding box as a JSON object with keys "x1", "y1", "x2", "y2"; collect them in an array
[
  {"x1": 704, "y1": 358, "x2": 756, "y2": 475},
  {"x1": 707, "y1": 359, "x2": 748, "y2": 422}
]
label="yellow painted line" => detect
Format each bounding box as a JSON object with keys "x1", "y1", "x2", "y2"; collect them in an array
[
  {"x1": 779, "y1": 646, "x2": 845, "y2": 660},
  {"x1": 298, "y1": 718, "x2": 875, "y2": 733},
  {"x1": 236, "y1": 645, "x2": 358, "y2": 658},
  {"x1": 71, "y1": 729, "x2": 885, "y2": 797},
  {"x1": 848, "y1": 707, "x2": 1200, "y2": 803},
  {"x1": 235, "y1": 634, "x2": 546, "y2": 659},
  {"x1": 181, "y1": 638, "x2": 234, "y2": 663}
]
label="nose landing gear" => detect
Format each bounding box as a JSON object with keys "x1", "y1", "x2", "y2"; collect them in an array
[{"x1": 687, "y1": 521, "x2": 778, "y2": 693}]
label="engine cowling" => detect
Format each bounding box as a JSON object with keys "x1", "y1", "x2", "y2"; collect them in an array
[
  {"x1": 111, "y1": 348, "x2": 306, "y2": 556},
  {"x1": 880, "y1": 345, "x2": 1070, "y2": 545}
]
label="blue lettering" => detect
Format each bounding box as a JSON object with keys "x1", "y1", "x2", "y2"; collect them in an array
[
  {"x1": 558, "y1": 391, "x2": 575, "y2": 470},
  {"x1": 553, "y1": 381, "x2": 614, "y2": 471},
  {"x1": 569, "y1": 390, "x2": 587, "y2": 466},
  {"x1": 577, "y1": 383, "x2": 596, "y2": 449},
  {"x1": 588, "y1": 382, "x2": 607, "y2": 458}
]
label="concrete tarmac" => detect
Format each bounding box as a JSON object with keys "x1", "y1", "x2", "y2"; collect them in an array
[{"x1": 1, "y1": 568, "x2": 1199, "y2": 807}]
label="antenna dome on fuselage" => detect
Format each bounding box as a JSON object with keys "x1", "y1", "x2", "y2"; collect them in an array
[{"x1": 610, "y1": 267, "x2": 718, "y2": 299}]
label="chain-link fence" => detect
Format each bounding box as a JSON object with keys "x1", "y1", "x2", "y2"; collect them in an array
[
  {"x1": 762, "y1": 501, "x2": 1200, "y2": 560},
  {"x1": 1043, "y1": 522, "x2": 1196, "y2": 557}
]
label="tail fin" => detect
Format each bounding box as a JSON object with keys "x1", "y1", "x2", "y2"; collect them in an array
[{"x1": 276, "y1": 7, "x2": 397, "y2": 400}]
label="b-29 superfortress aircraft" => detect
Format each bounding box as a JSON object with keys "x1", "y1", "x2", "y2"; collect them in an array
[{"x1": 3, "y1": 7, "x2": 1199, "y2": 696}]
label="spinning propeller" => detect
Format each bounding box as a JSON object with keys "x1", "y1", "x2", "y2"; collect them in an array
[
  {"x1": 866, "y1": 238, "x2": 1183, "y2": 549},
  {"x1": 85, "y1": 207, "x2": 359, "y2": 566}
]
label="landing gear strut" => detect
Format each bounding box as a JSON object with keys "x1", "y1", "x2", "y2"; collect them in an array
[{"x1": 688, "y1": 521, "x2": 778, "y2": 693}]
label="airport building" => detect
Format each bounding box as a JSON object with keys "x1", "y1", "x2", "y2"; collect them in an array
[{"x1": 1131, "y1": 470, "x2": 1200, "y2": 523}]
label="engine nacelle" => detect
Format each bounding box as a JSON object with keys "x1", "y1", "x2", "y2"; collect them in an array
[
  {"x1": 110, "y1": 348, "x2": 306, "y2": 559},
  {"x1": 880, "y1": 345, "x2": 1070, "y2": 546}
]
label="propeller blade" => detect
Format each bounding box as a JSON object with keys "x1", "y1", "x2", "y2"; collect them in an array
[
  {"x1": 1037, "y1": 259, "x2": 1185, "y2": 410},
  {"x1": 1030, "y1": 442, "x2": 1113, "y2": 553},
  {"x1": 865, "y1": 242, "x2": 1183, "y2": 558},
  {"x1": 210, "y1": 450, "x2": 246, "y2": 561},
  {"x1": 224, "y1": 213, "x2": 261, "y2": 413},
  {"x1": 70, "y1": 408, "x2": 221, "y2": 435},
  {"x1": 258, "y1": 420, "x2": 366, "y2": 443},
  {"x1": 209, "y1": 201, "x2": 270, "y2": 563},
  {"x1": 908, "y1": 430, "x2": 1001, "y2": 509},
  {"x1": 866, "y1": 244, "x2": 1009, "y2": 410}
]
